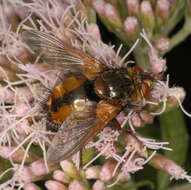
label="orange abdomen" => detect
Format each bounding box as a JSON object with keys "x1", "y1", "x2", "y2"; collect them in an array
[{"x1": 45, "y1": 76, "x2": 100, "y2": 130}]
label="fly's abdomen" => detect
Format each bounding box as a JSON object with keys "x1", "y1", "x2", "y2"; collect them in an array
[{"x1": 45, "y1": 77, "x2": 99, "y2": 131}]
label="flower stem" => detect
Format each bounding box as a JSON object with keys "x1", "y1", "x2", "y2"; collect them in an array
[
  {"x1": 162, "y1": 4, "x2": 191, "y2": 55},
  {"x1": 133, "y1": 41, "x2": 150, "y2": 70},
  {"x1": 160, "y1": 0, "x2": 185, "y2": 36}
]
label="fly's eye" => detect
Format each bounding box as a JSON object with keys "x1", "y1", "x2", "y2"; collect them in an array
[
  {"x1": 133, "y1": 66, "x2": 143, "y2": 73},
  {"x1": 141, "y1": 80, "x2": 152, "y2": 97},
  {"x1": 141, "y1": 82, "x2": 150, "y2": 97}
]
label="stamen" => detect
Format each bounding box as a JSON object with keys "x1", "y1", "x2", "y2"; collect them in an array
[
  {"x1": 83, "y1": 144, "x2": 110, "y2": 169},
  {"x1": 118, "y1": 38, "x2": 139, "y2": 66},
  {"x1": 38, "y1": 139, "x2": 49, "y2": 173},
  {"x1": 136, "y1": 135, "x2": 173, "y2": 151},
  {"x1": 107, "y1": 174, "x2": 121, "y2": 188},
  {"x1": 112, "y1": 148, "x2": 130, "y2": 177},
  {"x1": 143, "y1": 150, "x2": 156, "y2": 164},
  {"x1": 127, "y1": 111, "x2": 136, "y2": 133},
  {"x1": 72, "y1": 151, "x2": 80, "y2": 169},
  {"x1": 16, "y1": 12, "x2": 33, "y2": 35},
  {"x1": 150, "y1": 75, "x2": 170, "y2": 115},
  {"x1": 173, "y1": 95, "x2": 191, "y2": 118},
  {"x1": 140, "y1": 29, "x2": 154, "y2": 52}
]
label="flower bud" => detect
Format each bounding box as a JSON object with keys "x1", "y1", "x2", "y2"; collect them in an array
[
  {"x1": 124, "y1": 134, "x2": 143, "y2": 153},
  {"x1": 7, "y1": 37, "x2": 33, "y2": 63},
  {"x1": 0, "y1": 2, "x2": 19, "y2": 35},
  {"x1": 15, "y1": 86, "x2": 34, "y2": 103},
  {"x1": 92, "y1": 180, "x2": 105, "y2": 190},
  {"x1": 30, "y1": 159, "x2": 58, "y2": 177},
  {"x1": 156, "y1": 0, "x2": 170, "y2": 24},
  {"x1": 99, "y1": 160, "x2": 117, "y2": 181},
  {"x1": 87, "y1": 23, "x2": 101, "y2": 40},
  {"x1": 150, "y1": 153, "x2": 189, "y2": 181},
  {"x1": 60, "y1": 160, "x2": 81, "y2": 180},
  {"x1": 24, "y1": 183, "x2": 41, "y2": 190},
  {"x1": 0, "y1": 84, "x2": 15, "y2": 104},
  {"x1": 30, "y1": 160, "x2": 49, "y2": 176},
  {"x1": 14, "y1": 103, "x2": 31, "y2": 116},
  {"x1": 140, "y1": 1, "x2": 155, "y2": 31},
  {"x1": 118, "y1": 172, "x2": 131, "y2": 183},
  {"x1": 20, "y1": 166, "x2": 37, "y2": 183},
  {"x1": 45, "y1": 180, "x2": 67, "y2": 190},
  {"x1": 149, "y1": 56, "x2": 166, "y2": 74},
  {"x1": 92, "y1": 0, "x2": 106, "y2": 16},
  {"x1": 116, "y1": 111, "x2": 126, "y2": 124},
  {"x1": 139, "y1": 111, "x2": 153, "y2": 125},
  {"x1": 104, "y1": 3, "x2": 123, "y2": 29},
  {"x1": 148, "y1": 48, "x2": 166, "y2": 74},
  {"x1": 53, "y1": 170, "x2": 71, "y2": 184},
  {"x1": 12, "y1": 4, "x2": 30, "y2": 20},
  {"x1": 68, "y1": 180, "x2": 89, "y2": 190},
  {"x1": 0, "y1": 147, "x2": 38, "y2": 163},
  {"x1": 85, "y1": 165, "x2": 101, "y2": 179},
  {"x1": 124, "y1": 16, "x2": 139, "y2": 41},
  {"x1": 131, "y1": 112, "x2": 142, "y2": 127},
  {"x1": 154, "y1": 36, "x2": 170, "y2": 51},
  {"x1": 126, "y1": 0, "x2": 140, "y2": 16},
  {"x1": 168, "y1": 87, "x2": 186, "y2": 108}
]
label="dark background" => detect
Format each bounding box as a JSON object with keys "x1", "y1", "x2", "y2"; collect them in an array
[{"x1": 166, "y1": 35, "x2": 191, "y2": 136}]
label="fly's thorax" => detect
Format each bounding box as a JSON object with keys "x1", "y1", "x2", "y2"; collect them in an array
[
  {"x1": 94, "y1": 69, "x2": 135, "y2": 105},
  {"x1": 94, "y1": 67, "x2": 153, "y2": 106}
]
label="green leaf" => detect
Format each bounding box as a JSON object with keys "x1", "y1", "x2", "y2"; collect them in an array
[
  {"x1": 111, "y1": 180, "x2": 154, "y2": 190},
  {"x1": 167, "y1": 183, "x2": 191, "y2": 190},
  {"x1": 0, "y1": 157, "x2": 12, "y2": 183},
  {"x1": 82, "y1": 147, "x2": 95, "y2": 165},
  {"x1": 157, "y1": 108, "x2": 189, "y2": 190},
  {"x1": 116, "y1": 0, "x2": 128, "y2": 21}
]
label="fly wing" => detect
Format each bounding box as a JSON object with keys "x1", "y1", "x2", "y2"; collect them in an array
[
  {"x1": 22, "y1": 30, "x2": 104, "y2": 80},
  {"x1": 46, "y1": 111, "x2": 101, "y2": 163},
  {"x1": 22, "y1": 30, "x2": 84, "y2": 71},
  {"x1": 46, "y1": 99, "x2": 120, "y2": 163}
]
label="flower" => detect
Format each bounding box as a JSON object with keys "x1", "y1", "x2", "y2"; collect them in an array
[{"x1": 0, "y1": 0, "x2": 191, "y2": 190}]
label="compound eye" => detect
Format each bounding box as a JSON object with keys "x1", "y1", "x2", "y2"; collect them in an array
[
  {"x1": 141, "y1": 79, "x2": 152, "y2": 97},
  {"x1": 141, "y1": 82, "x2": 150, "y2": 97},
  {"x1": 133, "y1": 66, "x2": 143, "y2": 73}
]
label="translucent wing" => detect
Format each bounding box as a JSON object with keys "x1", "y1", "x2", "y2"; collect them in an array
[
  {"x1": 22, "y1": 30, "x2": 104, "y2": 80},
  {"x1": 22, "y1": 30, "x2": 84, "y2": 70},
  {"x1": 47, "y1": 111, "x2": 100, "y2": 163},
  {"x1": 46, "y1": 99, "x2": 120, "y2": 163}
]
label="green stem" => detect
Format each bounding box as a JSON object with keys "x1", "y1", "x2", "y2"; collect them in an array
[
  {"x1": 162, "y1": 5, "x2": 191, "y2": 55},
  {"x1": 162, "y1": 21, "x2": 191, "y2": 55},
  {"x1": 161, "y1": 0, "x2": 185, "y2": 36},
  {"x1": 124, "y1": 180, "x2": 155, "y2": 190},
  {"x1": 133, "y1": 41, "x2": 150, "y2": 70},
  {"x1": 167, "y1": 184, "x2": 191, "y2": 190}
]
